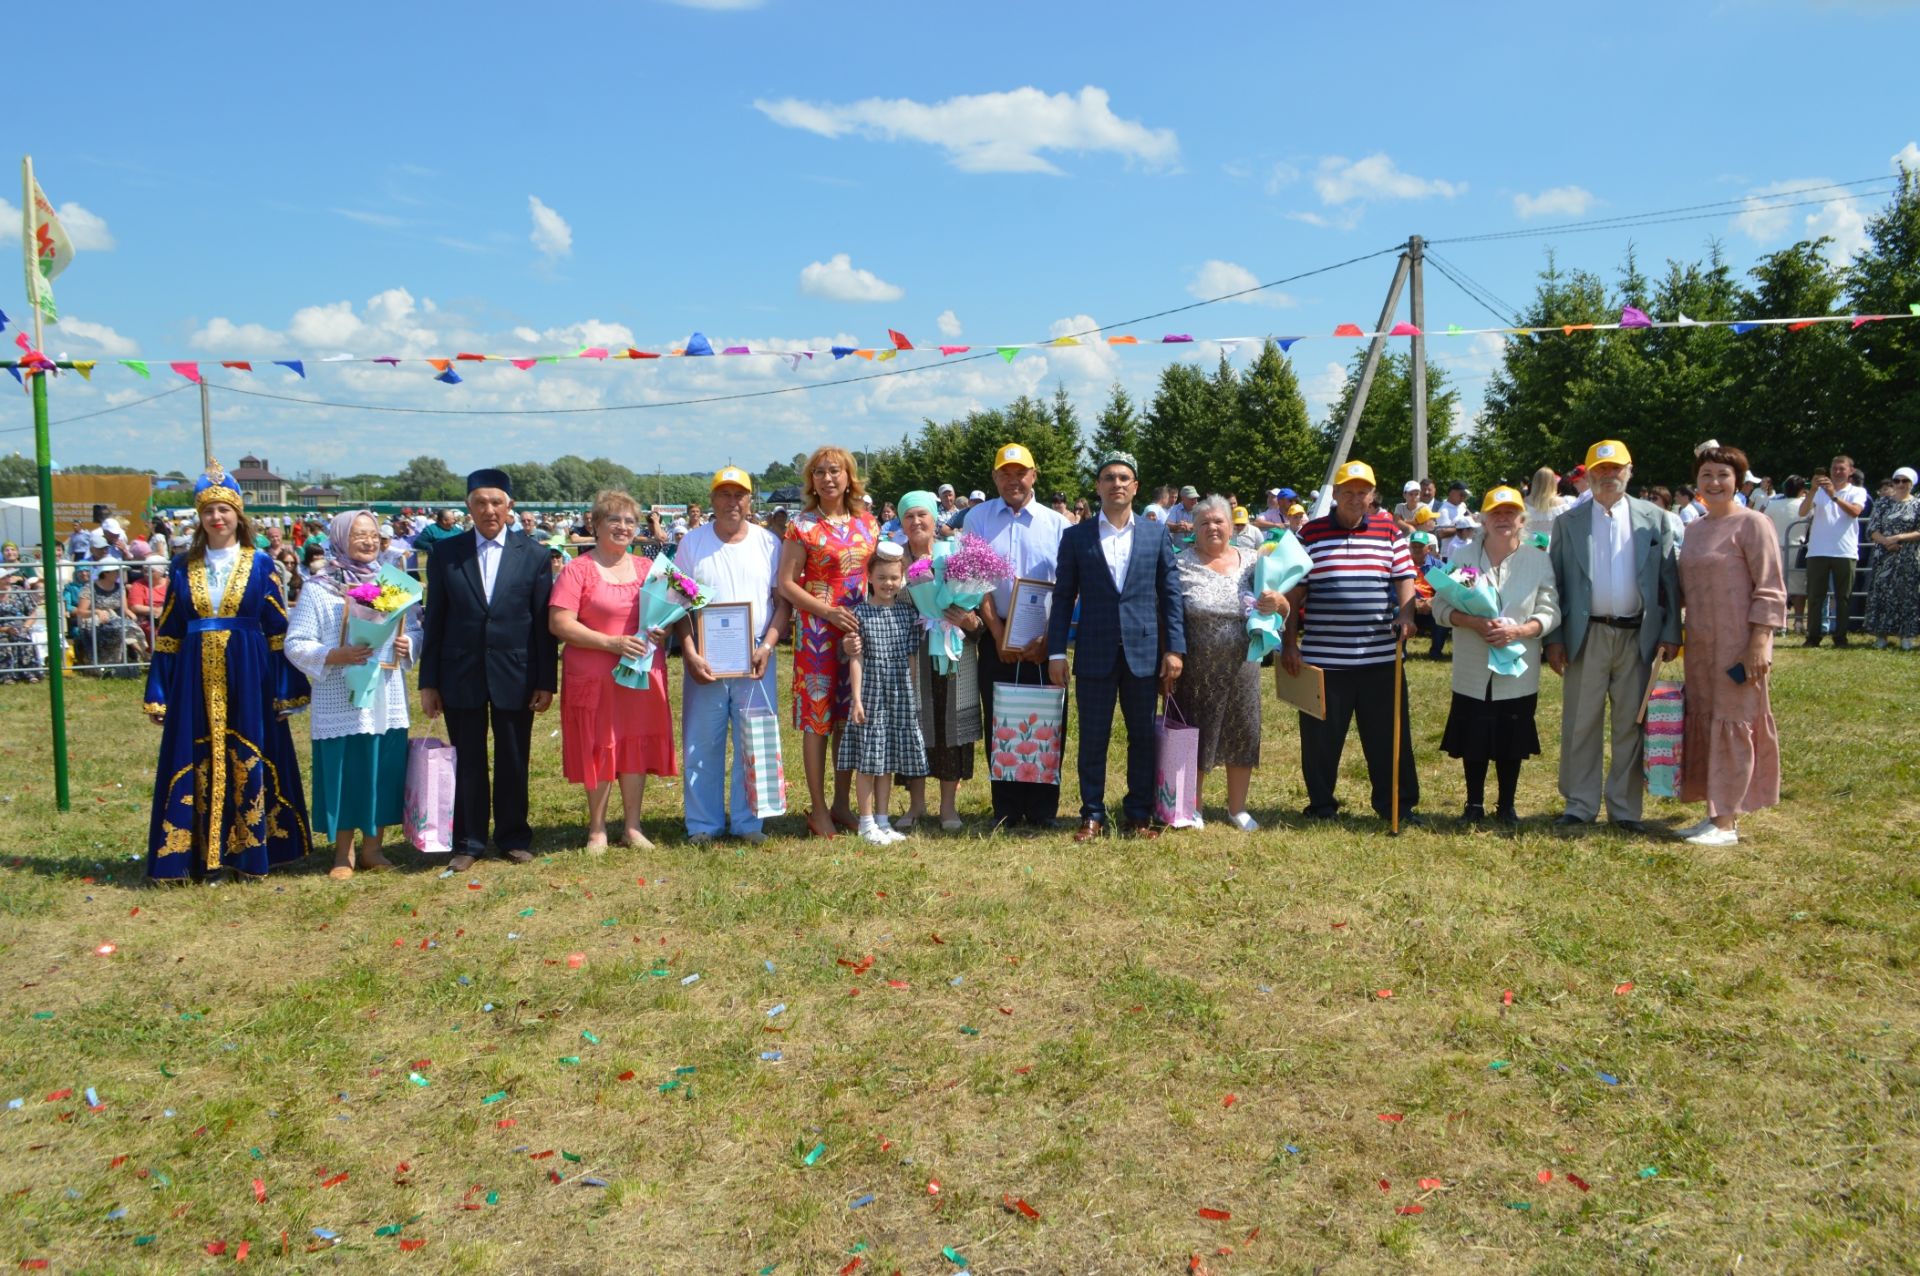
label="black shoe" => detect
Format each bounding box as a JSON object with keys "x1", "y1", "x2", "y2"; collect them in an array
[
  {"x1": 1301, "y1": 804, "x2": 1340, "y2": 821},
  {"x1": 1832, "y1": 635, "x2": 1850, "y2": 648},
  {"x1": 1552, "y1": 813, "x2": 1592, "y2": 830},
  {"x1": 1460, "y1": 804, "x2": 1486, "y2": 824},
  {"x1": 1609, "y1": 820, "x2": 1648, "y2": 836},
  {"x1": 1495, "y1": 806, "x2": 1520, "y2": 828},
  {"x1": 1381, "y1": 810, "x2": 1426, "y2": 828},
  {"x1": 1804, "y1": 635, "x2": 1824, "y2": 648}
]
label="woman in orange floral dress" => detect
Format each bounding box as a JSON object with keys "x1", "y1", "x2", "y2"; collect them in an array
[{"x1": 776, "y1": 446, "x2": 879, "y2": 838}]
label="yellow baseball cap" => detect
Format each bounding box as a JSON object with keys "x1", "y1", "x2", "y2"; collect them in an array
[
  {"x1": 710, "y1": 465, "x2": 754, "y2": 493},
  {"x1": 1332, "y1": 460, "x2": 1376, "y2": 488},
  {"x1": 1287, "y1": 504, "x2": 1306, "y2": 517},
  {"x1": 1231, "y1": 505, "x2": 1249, "y2": 525},
  {"x1": 1584, "y1": 439, "x2": 1631, "y2": 469},
  {"x1": 994, "y1": 442, "x2": 1036, "y2": 470},
  {"x1": 1481, "y1": 485, "x2": 1525, "y2": 513}
]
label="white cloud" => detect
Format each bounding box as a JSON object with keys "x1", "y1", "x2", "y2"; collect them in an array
[
  {"x1": 1265, "y1": 161, "x2": 1301, "y2": 195},
  {"x1": 1734, "y1": 178, "x2": 1870, "y2": 265},
  {"x1": 189, "y1": 317, "x2": 285, "y2": 353},
  {"x1": 528, "y1": 196, "x2": 573, "y2": 259},
  {"x1": 0, "y1": 198, "x2": 115, "y2": 249},
  {"x1": 1285, "y1": 207, "x2": 1363, "y2": 232},
  {"x1": 1301, "y1": 361, "x2": 1351, "y2": 423},
  {"x1": 798, "y1": 253, "x2": 904, "y2": 303},
  {"x1": 1187, "y1": 259, "x2": 1295, "y2": 308},
  {"x1": 51, "y1": 317, "x2": 137, "y2": 357},
  {"x1": 755, "y1": 86, "x2": 1178, "y2": 176},
  {"x1": 1513, "y1": 185, "x2": 1596, "y2": 219},
  {"x1": 1043, "y1": 315, "x2": 1119, "y2": 381},
  {"x1": 1895, "y1": 141, "x2": 1920, "y2": 172},
  {"x1": 333, "y1": 208, "x2": 410, "y2": 229},
  {"x1": 936, "y1": 309, "x2": 963, "y2": 338},
  {"x1": 1313, "y1": 154, "x2": 1465, "y2": 205}
]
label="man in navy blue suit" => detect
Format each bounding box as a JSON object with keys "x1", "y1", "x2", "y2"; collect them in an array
[{"x1": 1048, "y1": 450, "x2": 1186, "y2": 841}]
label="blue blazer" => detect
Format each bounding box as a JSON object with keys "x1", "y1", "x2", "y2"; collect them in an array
[{"x1": 1047, "y1": 515, "x2": 1186, "y2": 679}]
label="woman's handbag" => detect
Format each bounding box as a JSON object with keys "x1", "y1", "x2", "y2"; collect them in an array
[
  {"x1": 1637, "y1": 653, "x2": 1684, "y2": 798},
  {"x1": 1153, "y1": 697, "x2": 1202, "y2": 827},
  {"x1": 987, "y1": 662, "x2": 1065, "y2": 787},
  {"x1": 403, "y1": 735, "x2": 458, "y2": 853}
]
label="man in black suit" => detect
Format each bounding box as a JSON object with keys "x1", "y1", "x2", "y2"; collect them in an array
[
  {"x1": 1047, "y1": 450, "x2": 1186, "y2": 841},
  {"x1": 419, "y1": 468, "x2": 558, "y2": 870}
]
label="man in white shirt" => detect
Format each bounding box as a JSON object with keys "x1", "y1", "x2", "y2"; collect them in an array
[
  {"x1": 1799, "y1": 453, "x2": 1868, "y2": 646},
  {"x1": 1544, "y1": 439, "x2": 1681, "y2": 834},
  {"x1": 1433, "y1": 482, "x2": 1471, "y2": 557},
  {"x1": 935, "y1": 484, "x2": 960, "y2": 527},
  {"x1": 1391, "y1": 480, "x2": 1426, "y2": 532},
  {"x1": 675, "y1": 466, "x2": 792, "y2": 843},
  {"x1": 968, "y1": 442, "x2": 1073, "y2": 829}
]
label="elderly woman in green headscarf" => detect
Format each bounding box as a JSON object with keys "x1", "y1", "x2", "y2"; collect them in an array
[{"x1": 895, "y1": 489, "x2": 984, "y2": 830}]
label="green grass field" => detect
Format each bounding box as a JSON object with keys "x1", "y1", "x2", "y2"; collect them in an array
[{"x1": 2, "y1": 646, "x2": 1917, "y2": 1274}]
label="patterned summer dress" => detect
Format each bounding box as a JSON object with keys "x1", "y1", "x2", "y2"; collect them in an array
[
  {"x1": 786, "y1": 510, "x2": 879, "y2": 735},
  {"x1": 1168, "y1": 546, "x2": 1261, "y2": 770},
  {"x1": 836, "y1": 599, "x2": 927, "y2": 777},
  {"x1": 1865, "y1": 496, "x2": 1920, "y2": 639}
]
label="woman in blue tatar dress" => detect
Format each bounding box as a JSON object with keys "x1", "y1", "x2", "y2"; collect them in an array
[{"x1": 144, "y1": 462, "x2": 314, "y2": 882}]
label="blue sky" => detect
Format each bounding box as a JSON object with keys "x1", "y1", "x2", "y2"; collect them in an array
[{"x1": 7, "y1": 0, "x2": 1918, "y2": 483}]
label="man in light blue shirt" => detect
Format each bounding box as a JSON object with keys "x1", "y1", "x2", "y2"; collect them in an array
[{"x1": 967, "y1": 443, "x2": 1073, "y2": 830}]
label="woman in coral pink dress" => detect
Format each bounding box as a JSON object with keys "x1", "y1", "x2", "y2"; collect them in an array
[{"x1": 548, "y1": 489, "x2": 678, "y2": 850}]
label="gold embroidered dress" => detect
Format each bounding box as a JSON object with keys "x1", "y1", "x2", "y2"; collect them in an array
[{"x1": 144, "y1": 546, "x2": 313, "y2": 880}]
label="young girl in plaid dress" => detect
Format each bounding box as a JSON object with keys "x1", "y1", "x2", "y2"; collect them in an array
[{"x1": 839, "y1": 542, "x2": 926, "y2": 844}]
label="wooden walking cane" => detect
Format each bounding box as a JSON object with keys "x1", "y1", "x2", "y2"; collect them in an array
[{"x1": 1390, "y1": 632, "x2": 1405, "y2": 836}]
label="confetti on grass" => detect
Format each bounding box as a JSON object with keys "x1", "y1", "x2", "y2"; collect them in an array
[{"x1": 804, "y1": 1142, "x2": 826, "y2": 1166}]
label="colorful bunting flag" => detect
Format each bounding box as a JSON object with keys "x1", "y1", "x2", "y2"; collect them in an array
[
  {"x1": 275, "y1": 360, "x2": 305, "y2": 378},
  {"x1": 830, "y1": 346, "x2": 854, "y2": 359},
  {"x1": 876, "y1": 349, "x2": 896, "y2": 361},
  {"x1": 374, "y1": 357, "x2": 401, "y2": 366},
  {"x1": 0, "y1": 307, "x2": 9, "y2": 334},
  {"x1": 1049, "y1": 336, "x2": 1081, "y2": 347},
  {"x1": 684, "y1": 333, "x2": 714, "y2": 357},
  {"x1": 5, "y1": 366, "x2": 19, "y2": 387},
  {"x1": 1388, "y1": 322, "x2": 1421, "y2": 336},
  {"x1": 435, "y1": 367, "x2": 462, "y2": 385},
  {"x1": 626, "y1": 348, "x2": 660, "y2": 359},
  {"x1": 1620, "y1": 306, "x2": 1652, "y2": 328},
  {"x1": 887, "y1": 329, "x2": 913, "y2": 350},
  {"x1": 997, "y1": 347, "x2": 1018, "y2": 363},
  {"x1": 581, "y1": 347, "x2": 609, "y2": 360},
  {"x1": 1277, "y1": 338, "x2": 1301, "y2": 353},
  {"x1": 23, "y1": 171, "x2": 75, "y2": 324},
  {"x1": 456, "y1": 352, "x2": 487, "y2": 361},
  {"x1": 121, "y1": 359, "x2": 150, "y2": 379},
  {"x1": 71, "y1": 360, "x2": 94, "y2": 380},
  {"x1": 722, "y1": 346, "x2": 751, "y2": 355},
  {"x1": 511, "y1": 358, "x2": 538, "y2": 370},
  {"x1": 854, "y1": 349, "x2": 875, "y2": 360},
  {"x1": 221, "y1": 361, "x2": 252, "y2": 371},
  {"x1": 1333, "y1": 324, "x2": 1365, "y2": 337},
  {"x1": 1677, "y1": 312, "x2": 1699, "y2": 326},
  {"x1": 1788, "y1": 320, "x2": 1815, "y2": 332},
  {"x1": 427, "y1": 358, "x2": 451, "y2": 373},
  {"x1": 938, "y1": 345, "x2": 970, "y2": 355},
  {"x1": 169, "y1": 361, "x2": 201, "y2": 383},
  {"x1": 1107, "y1": 335, "x2": 1138, "y2": 345},
  {"x1": 1446, "y1": 324, "x2": 1463, "y2": 335},
  {"x1": 1732, "y1": 323, "x2": 1760, "y2": 335},
  {"x1": 1161, "y1": 334, "x2": 1194, "y2": 343}
]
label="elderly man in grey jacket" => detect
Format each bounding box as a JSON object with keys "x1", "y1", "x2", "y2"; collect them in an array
[{"x1": 1544, "y1": 439, "x2": 1681, "y2": 834}]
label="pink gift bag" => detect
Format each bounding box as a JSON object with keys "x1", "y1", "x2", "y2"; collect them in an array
[
  {"x1": 1154, "y1": 700, "x2": 1201, "y2": 828},
  {"x1": 404, "y1": 735, "x2": 457, "y2": 853}
]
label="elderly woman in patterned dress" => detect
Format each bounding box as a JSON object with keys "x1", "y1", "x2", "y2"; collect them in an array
[
  {"x1": 894, "y1": 490, "x2": 984, "y2": 831},
  {"x1": 285, "y1": 509, "x2": 414, "y2": 879},
  {"x1": 1169, "y1": 496, "x2": 1287, "y2": 831},
  {"x1": 775, "y1": 445, "x2": 879, "y2": 839}
]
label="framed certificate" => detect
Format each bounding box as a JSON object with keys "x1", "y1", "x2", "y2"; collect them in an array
[
  {"x1": 1000, "y1": 577, "x2": 1054, "y2": 660},
  {"x1": 697, "y1": 602, "x2": 755, "y2": 679}
]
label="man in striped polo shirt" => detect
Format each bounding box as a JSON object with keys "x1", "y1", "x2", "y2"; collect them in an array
[{"x1": 1280, "y1": 460, "x2": 1421, "y2": 823}]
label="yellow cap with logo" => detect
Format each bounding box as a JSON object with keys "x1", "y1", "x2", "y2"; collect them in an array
[
  {"x1": 710, "y1": 465, "x2": 754, "y2": 493},
  {"x1": 1332, "y1": 460, "x2": 1377, "y2": 488},
  {"x1": 1481, "y1": 485, "x2": 1525, "y2": 512},
  {"x1": 1584, "y1": 439, "x2": 1631, "y2": 469},
  {"x1": 1231, "y1": 505, "x2": 1249, "y2": 525},
  {"x1": 994, "y1": 442, "x2": 1036, "y2": 470}
]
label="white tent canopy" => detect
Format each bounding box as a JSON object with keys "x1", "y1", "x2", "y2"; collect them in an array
[{"x1": 0, "y1": 496, "x2": 42, "y2": 550}]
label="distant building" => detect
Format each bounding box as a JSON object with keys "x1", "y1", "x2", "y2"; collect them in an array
[
  {"x1": 231, "y1": 454, "x2": 290, "y2": 506},
  {"x1": 297, "y1": 484, "x2": 344, "y2": 510}
]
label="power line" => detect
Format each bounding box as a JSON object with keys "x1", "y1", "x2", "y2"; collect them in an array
[
  {"x1": 1430, "y1": 176, "x2": 1900, "y2": 246},
  {"x1": 1423, "y1": 252, "x2": 1521, "y2": 328},
  {"x1": 199, "y1": 244, "x2": 1406, "y2": 418},
  {"x1": 0, "y1": 381, "x2": 196, "y2": 434},
  {"x1": 1426, "y1": 249, "x2": 1524, "y2": 322}
]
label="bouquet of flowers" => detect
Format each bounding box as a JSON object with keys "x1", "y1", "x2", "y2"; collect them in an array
[
  {"x1": 905, "y1": 533, "x2": 1013, "y2": 674},
  {"x1": 614, "y1": 555, "x2": 709, "y2": 690},
  {"x1": 1245, "y1": 529, "x2": 1313, "y2": 662},
  {"x1": 1423, "y1": 562, "x2": 1526, "y2": 677},
  {"x1": 341, "y1": 565, "x2": 423, "y2": 709}
]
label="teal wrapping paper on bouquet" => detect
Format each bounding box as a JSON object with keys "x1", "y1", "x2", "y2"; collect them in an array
[
  {"x1": 1424, "y1": 562, "x2": 1527, "y2": 678},
  {"x1": 341, "y1": 565, "x2": 422, "y2": 709},
  {"x1": 1245, "y1": 530, "x2": 1312, "y2": 661},
  {"x1": 614, "y1": 556, "x2": 708, "y2": 690}
]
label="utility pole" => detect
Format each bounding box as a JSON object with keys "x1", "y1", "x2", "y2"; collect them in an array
[
  {"x1": 1316, "y1": 234, "x2": 1431, "y2": 510},
  {"x1": 1408, "y1": 235, "x2": 1429, "y2": 484},
  {"x1": 199, "y1": 377, "x2": 214, "y2": 468},
  {"x1": 22, "y1": 154, "x2": 70, "y2": 811}
]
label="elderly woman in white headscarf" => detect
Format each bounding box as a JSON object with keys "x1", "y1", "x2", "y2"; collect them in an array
[{"x1": 284, "y1": 508, "x2": 415, "y2": 879}]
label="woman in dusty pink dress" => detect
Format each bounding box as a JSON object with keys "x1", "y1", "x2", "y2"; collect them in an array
[
  {"x1": 1675, "y1": 444, "x2": 1786, "y2": 847},
  {"x1": 548, "y1": 489, "x2": 678, "y2": 850}
]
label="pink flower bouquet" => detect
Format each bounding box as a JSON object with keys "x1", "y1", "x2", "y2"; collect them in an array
[
  {"x1": 340, "y1": 564, "x2": 422, "y2": 708},
  {"x1": 615, "y1": 556, "x2": 710, "y2": 690},
  {"x1": 904, "y1": 534, "x2": 1013, "y2": 674}
]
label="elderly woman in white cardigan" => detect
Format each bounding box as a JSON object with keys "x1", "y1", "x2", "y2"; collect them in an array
[
  {"x1": 1429, "y1": 486, "x2": 1560, "y2": 827},
  {"x1": 285, "y1": 509, "x2": 414, "y2": 879}
]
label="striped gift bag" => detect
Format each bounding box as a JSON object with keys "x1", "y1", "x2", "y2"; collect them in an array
[
  {"x1": 743, "y1": 681, "x2": 787, "y2": 819},
  {"x1": 1642, "y1": 677, "x2": 1685, "y2": 798}
]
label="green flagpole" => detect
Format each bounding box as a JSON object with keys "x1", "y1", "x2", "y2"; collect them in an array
[
  {"x1": 24, "y1": 154, "x2": 71, "y2": 812},
  {"x1": 30, "y1": 370, "x2": 70, "y2": 811}
]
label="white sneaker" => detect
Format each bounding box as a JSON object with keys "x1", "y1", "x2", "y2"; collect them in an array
[
  {"x1": 861, "y1": 826, "x2": 894, "y2": 845},
  {"x1": 883, "y1": 827, "x2": 908, "y2": 845},
  {"x1": 1672, "y1": 818, "x2": 1717, "y2": 841},
  {"x1": 1685, "y1": 826, "x2": 1739, "y2": 846},
  {"x1": 1229, "y1": 811, "x2": 1260, "y2": 832}
]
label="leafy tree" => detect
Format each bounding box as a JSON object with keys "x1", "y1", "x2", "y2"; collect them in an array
[
  {"x1": 1139, "y1": 361, "x2": 1218, "y2": 494},
  {"x1": 0, "y1": 452, "x2": 36, "y2": 499},
  {"x1": 388, "y1": 455, "x2": 463, "y2": 502},
  {"x1": 1088, "y1": 382, "x2": 1142, "y2": 490},
  {"x1": 1221, "y1": 340, "x2": 1321, "y2": 501},
  {"x1": 498, "y1": 461, "x2": 558, "y2": 503},
  {"x1": 1845, "y1": 168, "x2": 1920, "y2": 481},
  {"x1": 1319, "y1": 351, "x2": 1462, "y2": 491}
]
